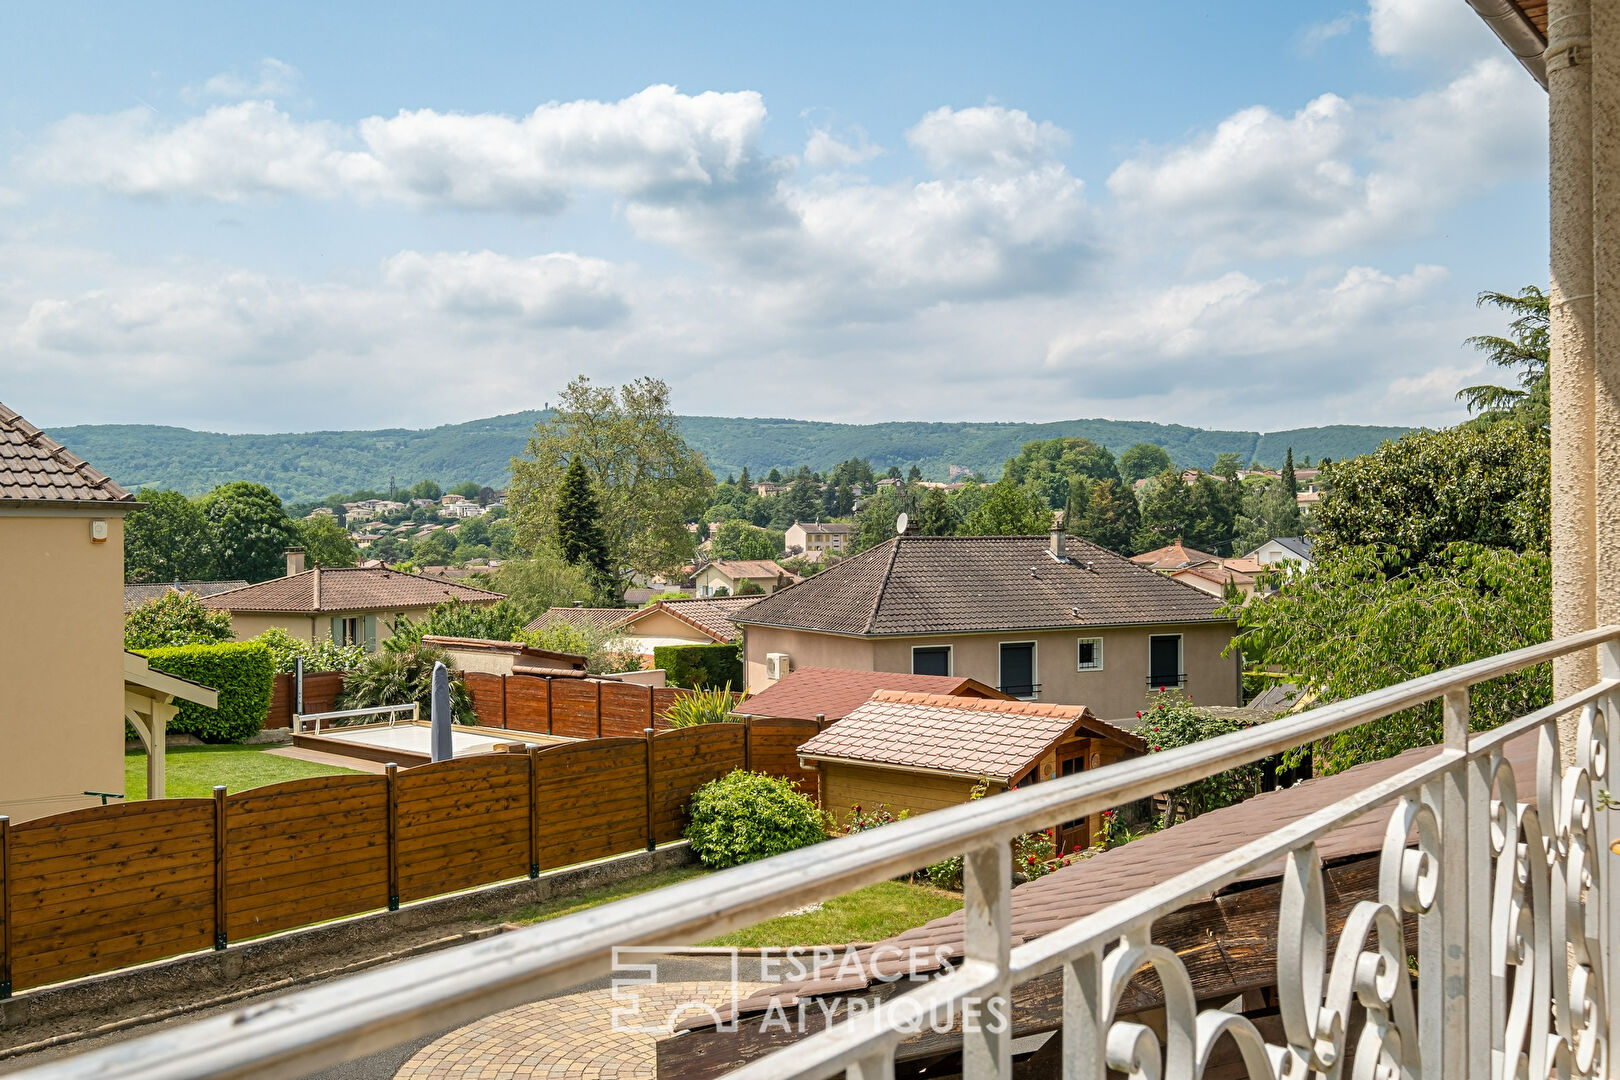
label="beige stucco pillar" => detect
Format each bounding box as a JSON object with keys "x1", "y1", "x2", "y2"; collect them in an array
[
  {"x1": 1548, "y1": 0, "x2": 1598, "y2": 731},
  {"x1": 1593, "y1": 0, "x2": 1620, "y2": 633}
]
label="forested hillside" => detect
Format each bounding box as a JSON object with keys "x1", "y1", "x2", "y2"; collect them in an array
[{"x1": 50, "y1": 412, "x2": 1415, "y2": 502}]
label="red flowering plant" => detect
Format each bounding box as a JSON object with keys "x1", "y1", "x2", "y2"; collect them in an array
[
  {"x1": 1143, "y1": 688, "x2": 1265, "y2": 828},
  {"x1": 843, "y1": 802, "x2": 909, "y2": 835}
]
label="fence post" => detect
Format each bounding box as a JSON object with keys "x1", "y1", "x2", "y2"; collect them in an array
[
  {"x1": 385, "y1": 763, "x2": 400, "y2": 911},
  {"x1": 545, "y1": 678, "x2": 554, "y2": 735},
  {"x1": 527, "y1": 746, "x2": 540, "y2": 879},
  {"x1": 596, "y1": 681, "x2": 604, "y2": 738},
  {"x1": 501, "y1": 675, "x2": 509, "y2": 730},
  {"x1": 644, "y1": 728, "x2": 657, "y2": 851},
  {"x1": 646, "y1": 684, "x2": 655, "y2": 731},
  {"x1": 815, "y1": 712, "x2": 826, "y2": 732},
  {"x1": 212, "y1": 785, "x2": 228, "y2": 950},
  {"x1": 743, "y1": 717, "x2": 753, "y2": 772},
  {"x1": 0, "y1": 815, "x2": 10, "y2": 999}
]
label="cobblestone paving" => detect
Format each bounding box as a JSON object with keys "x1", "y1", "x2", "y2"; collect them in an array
[{"x1": 394, "y1": 980, "x2": 767, "y2": 1079}]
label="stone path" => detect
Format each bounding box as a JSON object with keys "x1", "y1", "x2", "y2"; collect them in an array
[{"x1": 394, "y1": 980, "x2": 767, "y2": 1079}]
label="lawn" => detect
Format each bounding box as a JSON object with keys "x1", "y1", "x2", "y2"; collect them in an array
[
  {"x1": 126, "y1": 745, "x2": 358, "y2": 799},
  {"x1": 504, "y1": 865, "x2": 961, "y2": 948}
]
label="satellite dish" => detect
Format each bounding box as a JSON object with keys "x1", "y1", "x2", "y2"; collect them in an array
[{"x1": 895, "y1": 512, "x2": 910, "y2": 535}]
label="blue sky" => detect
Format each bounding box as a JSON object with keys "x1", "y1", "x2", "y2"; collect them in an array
[{"x1": 0, "y1": 1, "x2": 1548, "y2": 433}]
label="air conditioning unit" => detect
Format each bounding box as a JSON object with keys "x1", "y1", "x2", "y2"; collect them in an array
[{"x1": 765, "y1": 652, "x2": 792, "y2": 681}]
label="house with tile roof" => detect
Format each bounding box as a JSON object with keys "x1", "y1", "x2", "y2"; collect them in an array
[
  {"x1": 0, "y1": 402, "x2": 142, "y2": 820},
  {"x1": 1129, "y1": 539, "x2": 1221, "y2": 573},
  {"x1": 202, "y1": 549, "x2": 504, "y2": 651},
  {"x1": 730, "y1": 530, "x2": 1241, "y2": 720},
  {"x1": 690, "y1": 558, "x2": 795, "y2": 598},
  {"x1": 1241, "y1": 535, "x2": 1316, "y2": 570},
  {"x1": 526, "y1": 596, "x2": 757, "y2": 665},
  {"x1": 731, "y1": 666, "x2": 1007, "y2": 724},
  {"x1": 123, "y1": 579, "x2": 251, "y2": 613},
  {"x1": 797, "y1": 690, "x2": 1143, "y2": 847},
  {"x1": 784, "y1": 521, "x2": 852, "y2": 558}
]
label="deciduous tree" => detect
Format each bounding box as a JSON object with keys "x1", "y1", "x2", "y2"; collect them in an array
[
  {"x1": 963, "y1": 477, "x2": 1053, "y2": 535},
  {"x1": 125, "y1": 488, "x2": 213, "y2": 583},
  {"x1": 199, "y1": 482, "x2": 299, "y2": 583},
  {"x1": 294, "y1": 514, "x2": 359, "y2": 569},
  {"x1": 1118, "y1": 443, "x2": 1172, "y2": 486}
]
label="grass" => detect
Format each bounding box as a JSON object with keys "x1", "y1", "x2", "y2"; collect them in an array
[
  {"x1": 125, "y1": 745, "x2": 358, "y2": 799},
  {"x1": 501, "y1": 866, "x2": 960, "y2": 948},
  {"x1": 702, "y1": 880, "x2": 963, "y2": 948},
  {"x1": 502, "y1": 865, "x2": 711, "y2": 924}
]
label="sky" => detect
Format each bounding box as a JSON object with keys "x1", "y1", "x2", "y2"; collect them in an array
[{"x1": 0, "y1": 1, "x2": 1549, "y2": 435}]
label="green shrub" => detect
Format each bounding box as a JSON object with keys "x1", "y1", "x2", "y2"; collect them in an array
[
  {"x1": 521, "y1": 621, "x2": 642, "y2": 674},
  {"x1": 139, "y1": 641, "x2": 275, "y2": 743},
  {"x1": 655, "y1": 642, "x2": 743, "y2": 690},
  {"x1": 338, "y1": 645, "x2": 476, "y2": 725},
  {"x1": 685, "y1": 770, "x2": 826, "y2": 869},
  {"x1": 252, "y1": 625, "x2": 364, "y2": 675},
  {"x1": 663, "y1": 685, "x2": 742, "y2": 727},
  {"x1": 124, "y1": 591, "x2": 235, "y2": 650}
]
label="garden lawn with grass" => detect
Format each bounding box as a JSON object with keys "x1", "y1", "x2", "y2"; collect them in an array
[
  {"x1": 703, "y1": 880, "x2": 962, "y2": 948},
  {"x1": 503, "y1": 867, "x2": 959, "y2": 948},
  {"x1": 126, "y1": 745, "x2": 357, "y2": 799}
]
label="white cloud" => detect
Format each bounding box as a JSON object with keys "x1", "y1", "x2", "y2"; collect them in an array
[
  {"x1": 1367, "y1": 0, "x2": 1501, "y2": 68},
  {"x1": 803, "y1": 126, "x2": 881, "y2": 169},
  {"x1": 1106, "y1": 58, "x2": 1544, "y2": 260},
  {"x1": 906, "y1": 105, "x2": 1069, "y2": 175},
  {"x1": 380, "y1": 250, "x2": 629, "y2": 327},
  {"x1": 1299, "y1": 13, "x2": 1358, "y2": 54},
  {"x1": 191, "y1": 58, "x2": 303, "y2": 101}
]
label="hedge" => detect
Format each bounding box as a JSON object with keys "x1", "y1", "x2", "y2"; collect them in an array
[
  {"x1": 653, "y1": 643, "x2": 744, "y2": 691},
  {"x1": 138, "y1": 641, "x2": 275, "y2": 743}
]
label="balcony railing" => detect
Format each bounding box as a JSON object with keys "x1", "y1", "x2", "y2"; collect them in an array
[
  {"x1": 1146, "y1": 672, "x2": 1187, "y2": 689},
  {"x1": 18, "y1": 626, "x2": 1620, "y2": 1079},
  {"x1": 997, "y1": 681, "x2": 1040, "y2": 698}
]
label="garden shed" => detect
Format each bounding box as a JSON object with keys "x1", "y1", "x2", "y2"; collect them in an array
[{"x1": 797, "y1": 690, "x2": 1143, "y2": 849}]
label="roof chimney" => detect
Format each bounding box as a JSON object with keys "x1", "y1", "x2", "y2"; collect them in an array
[
  {"x1": 286, "y1": 548, "x2": 306, "y2": 576},
  {"x1": 312, "y1": 566, "x2": 321, "y2": 610},
  {"x1": 1050, "y1": 527, "x2": 1067, "y2": 562}
]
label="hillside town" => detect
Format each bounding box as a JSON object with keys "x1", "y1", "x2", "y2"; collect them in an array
[{"x1": 0, "y1": 3, "x2": 1612, "y2": 1079}]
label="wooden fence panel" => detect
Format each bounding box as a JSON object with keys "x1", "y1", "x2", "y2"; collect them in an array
[
  {"x1": 267, "y1": 673, "x2": 295, "y2": 729},
  {"x1": 651, "y1": 726, "x2": 747, "y2": 843},
  {"x1": 551, "y1": 680, "x2": 600, "y2": 739},
  {"x1": 224, "y1": 775, "x2": 389, "y2": 940},
  {"x1": 600, "y1": 682, "x2": 653, "y2": 737},
  {"x1": 395, "y1": 756, "x2": 532, "y2": 903},
  {"x1": 505, "y1": 674, "x2": 551, "y2": 733},
  {"x1": 746, "y1": 719, "x2": 823, "y2": 800},
  {"x1": 8, "y1": 801, "x2": 216, "y2": 990},
  {"x1": 302, "y1": 672, "x2": 345, "y2": 715},
  {"x1": 650, "y1": 688, "x2": 690, "y2": 730},
  {"x1": 463, "y1": 672, "x2": 506, "y2": 727},
  {"x1": 533, "y1": 740, "x2": 648, "y2": 871}
]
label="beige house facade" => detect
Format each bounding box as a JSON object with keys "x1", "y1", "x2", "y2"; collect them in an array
[
  {"x1": 785, "y1": 522, "x2": 851, "y2": 557},
  {"x1": 733, "y1": 532, "x2": 1241, "y2": 723},
  {"x1": 692, "y1": 559, "x2": 792, "y2": 598},
  {"x1": 0, "y1": 403, "x2": 139, "y2": 821}
]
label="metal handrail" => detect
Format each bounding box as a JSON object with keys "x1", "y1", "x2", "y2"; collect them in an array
[
  {"x1": 18, "y1": 625, "x2": 1618, "y2": 1080},
  {"x1": 291, "y1": 702, "x2": 419, "y2": 735}
]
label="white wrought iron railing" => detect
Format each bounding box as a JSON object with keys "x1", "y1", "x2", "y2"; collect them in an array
[
  {"x1": 290, "y1": 701, "x2": 418, "y2": 735},
  {"x1": 18, "y1": 626, "x2": 1620, "y2": 1079}
]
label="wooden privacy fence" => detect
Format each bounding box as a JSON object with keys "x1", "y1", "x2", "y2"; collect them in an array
[
  {"x1": 461, "y1": 672, "x2": 693, "y2": 736},
  {"x1": 0, "y1": 720, "x2": 809, "y2": 997},
  {"x1": 265, "y1": 671, "x2": 692, "y2": 735}
]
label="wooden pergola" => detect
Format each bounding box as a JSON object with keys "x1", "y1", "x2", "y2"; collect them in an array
[{"x1": 123, "y1": 652, "x2": 218, "y2": 800}]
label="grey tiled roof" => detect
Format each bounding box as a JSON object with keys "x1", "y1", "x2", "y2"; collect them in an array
[
  {"x1": 124, "y1": 580, "x2": 250, "y2": 613},
  {"x1": 731, "y1": 534, "x2": 1227, "y2": 636},
  {"x1": 201, "y1": 568, "x2": 504, "y2": 613},
  {"x1": 0, "y1": 402, "x2": 133, "y2": 504}
]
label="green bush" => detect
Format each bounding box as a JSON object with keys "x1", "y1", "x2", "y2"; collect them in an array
[
  {"x1": 338, "y1": 645, "x2": 476, "y2": 725},
  {"x1": 124, "y1": 590, "x2": 235, "y2": 650},
  {"x1": 655, "y1": 643, "x2": 743, "y2": 690},
  {"x1": 252, "y1": 625, "x2": 364, "y2": 675},
  {"x1": 685, "y1": 770, "x2": 826, "y2": 869},
  {"x1": 139, "y1": 641, "x2": 275, "y2": 743},
  {"x1": 662, "y1": 685, "x2": 742, "y2": 727}
]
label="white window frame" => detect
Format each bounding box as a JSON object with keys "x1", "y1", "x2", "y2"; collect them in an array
[
  {"x1": 911, "y1": 643, "x2": 954, "y2": 677},
  {"x1": 1076, "y1": 636, "x2": 1105, "y2": 672},
  {"x1": 1148, "y1": 633, "x2": 1184, "y2": 688},
  {"x1": 997, "y1": 640, "x2": 1039, "y2": 700}
]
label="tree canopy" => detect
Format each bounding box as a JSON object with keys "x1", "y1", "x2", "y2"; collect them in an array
[
  {"x1": 1001, "y1": 436, "x2": 1119, "y2": 509},
  {"x1": 199, "y1": 481, "x2": 299, "y2": 583},
  {"x1": 1457, "y1": 286, "x2": 1549, "y2": 430},
  {"x1": 293, "y1": 515, "x2": 358, "y2": 569},
  {"x1": 509, "y1": 376, "x2": 712, "y2": 592},
  {"x1": 1118, "y1": 443, "x2": 1173, "y2": 486},
  {"x1": 125, "y1": 488, "x2": 213, "y2": 583}
]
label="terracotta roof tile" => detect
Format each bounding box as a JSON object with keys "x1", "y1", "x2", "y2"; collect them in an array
[
  {"x1": 0, "y1": 401, "x2": 133, "y2": 504},
  {"x1": 798, "y1": 691, "x2": 1139, "y2": 781},
  {"x1": 626, "y1": 596, "x2": 759, "y2": 642},
  {"x1": 526, "y1": 607, "x2": 633, "y2": 634},
  {"x1": 201, "y1": 568, "x2": 504, "y2": 614},
  {"x1": 733, "y1": 535, "x2": 1225, "y2": 636},
  {"x1": 124, "y1": 580, "x2": 250, "y2": 613},
  {"x1": 1129, "y1": 541, "x2": 1220, "y2": 571},
  {"x1": 733, "y1": 667, "x2": 1007, "y2": 722}
]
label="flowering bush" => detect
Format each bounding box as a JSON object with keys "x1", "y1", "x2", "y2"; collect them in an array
[
  {"x1": 843, "y1": 803, "x2": 909, "y2": 834},
  {"x1": 1142, "y1": 689, "x2": 1264, "y2": 827}
]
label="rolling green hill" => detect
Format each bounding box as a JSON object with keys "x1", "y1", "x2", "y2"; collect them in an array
[{"x1": 48, "y1": 412, "x2": 1417, "y2": 503}]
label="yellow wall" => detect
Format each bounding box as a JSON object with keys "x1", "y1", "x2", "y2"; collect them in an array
[
  {"x1": 0, "y1": 510, "x2": 128, "y2": 821},
  {"x1": 623, "y1": 607, "x2": 716, "y2": 643},
  {"x1": 821, "y1": 763, "x2": 1002, "y2": 824},
  {"x1": 226, "y1": 607, "x2": 435, "y2": 646},
  {"x1": 746, "y1": 622, "x2": 1238, "y2": 721}
]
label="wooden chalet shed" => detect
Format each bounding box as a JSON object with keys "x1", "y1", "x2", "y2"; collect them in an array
[{"x1": 797, "y1": 690, "x2": 1144, "y2": 849}]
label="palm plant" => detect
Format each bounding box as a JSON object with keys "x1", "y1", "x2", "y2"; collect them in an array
[
  {"x1": 337, "y1": 645, "x2": 477, "y2": 725},
  {"x1": 663, "y1": 684, "x2": 743, "y2": 727}
]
